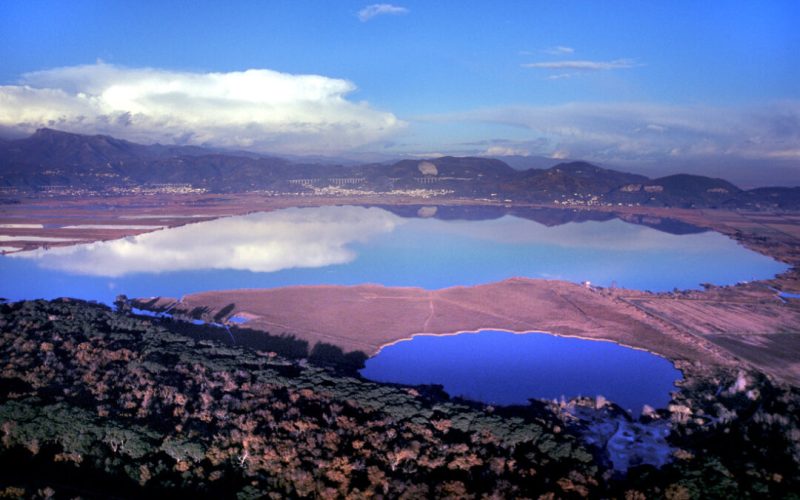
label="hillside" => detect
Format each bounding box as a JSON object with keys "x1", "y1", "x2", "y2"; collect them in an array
[
  {"x1": 519, "y1": 161, "x2": 649, "y2": 199},
  {"x1": 605, "y1": 174, "x2": 744, "y2": 208},
  {"x1": 1, "y1": 129, "x2": 798, "y2": 209}
]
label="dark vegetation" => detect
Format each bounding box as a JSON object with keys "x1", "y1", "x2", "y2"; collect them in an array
[
  {"x1": 2, "y1": 128, "x2": 798, "y2": 209},
  {"x1": 1, "y1": 299, "x2": 799, "y2": 498},
  {"x1": 0, "y1": 299, "x2": 601, "y2": 498},
  {"x1": 616, "y1": 362, "x2": 800, "y2": 498},
  {"x1": 130, "y1": 296, "x2": 368, "y2": 373}
]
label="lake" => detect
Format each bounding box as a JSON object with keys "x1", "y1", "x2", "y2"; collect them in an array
[
  {"x1": 0, "y1": 205, "x2": 787, "y2": 304},
  {"x1": 360, "y1": 330, "x2": 683, "y2": 413},
  {"x1": 1, "y1": 204, "x2": 780, "y2": 413}
]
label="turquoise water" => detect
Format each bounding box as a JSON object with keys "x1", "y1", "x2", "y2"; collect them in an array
[
  {"x1": 0, "y1": 205, "x2": 788, "y2": 303},
  {"x1": 361, "y1": 330, "x2": 683, "y2": 413}
]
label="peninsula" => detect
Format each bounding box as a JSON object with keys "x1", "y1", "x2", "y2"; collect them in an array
[{"x1": 134, "y1": 276, "x2": 800, "y2": 385}]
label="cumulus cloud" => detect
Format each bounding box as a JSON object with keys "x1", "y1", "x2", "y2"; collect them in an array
[
  {"x1": 522, "y1": 59, "x2": 637, "y2": 71},
  {"x1": 14, "y1": 206, "x2": 404, "y2": 277},
  {"x1": 0, "y1": 63, "x2": 404, "y2": 154},
  {"x1": 420, "y1": 101, "x2": 800, "y2": 166},
  {"x1": 358, "y1": 3, "x2": 408, "y2": 22}
]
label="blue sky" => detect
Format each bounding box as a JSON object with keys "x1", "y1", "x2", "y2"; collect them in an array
[{"x1": 1, "y1": 1, "x2": 798, "y2": 182}]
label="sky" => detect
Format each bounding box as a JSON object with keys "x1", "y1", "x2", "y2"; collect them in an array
[{"x1": 1, "y1": 1, "x2": 798, "y2": 184}]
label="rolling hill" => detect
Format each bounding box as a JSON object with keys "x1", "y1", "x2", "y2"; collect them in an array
[{"x1": 1, "y1": 129, "x2": 798, "y2": 209}]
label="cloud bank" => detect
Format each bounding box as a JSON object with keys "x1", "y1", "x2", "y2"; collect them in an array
[
  {"x1": 0, "y1": 63, "x2": 404, "y2": 154},
  {"x1": 358, "y1": 4, "x2": 408, "y2": 22},
  {"x1": 423, "y1": 101, "x2": 800, "y2": 165},
  {"x1": 482, "y1": 145, "x2": 531, "y2": 157}
]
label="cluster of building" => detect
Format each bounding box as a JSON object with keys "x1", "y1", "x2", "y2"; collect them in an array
[
  {"x1": 106, "y1": 184, "x2": 209, "y2": 195},
  {"x1": 303, "y1": 185, "x2": 454, "y2": 198},
  {"x1": 553, "y1": 193, "x2": 641, "y2": 208}
]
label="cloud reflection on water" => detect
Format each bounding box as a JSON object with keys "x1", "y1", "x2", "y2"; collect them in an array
[
  {"x1": 13, "y1": 206, "x2": 403, "y2": 277},
  {"x1": 10, "y1": 205, "x2": 785, "y2": 286}
]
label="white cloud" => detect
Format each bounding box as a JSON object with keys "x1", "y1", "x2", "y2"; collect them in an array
[
  {"x1": 546, "y1": 73, "x2": 576, "y2": 81},
  {"x1": 542, "y1": 46, "x2": 575, "y2": 55},
  {"x1": 406, "y1": 152, "x2": 447, "y2": 158},
  {"x1": 419, "y1": 101, "x2": 800, "y2": 165},
  {"x1": 13, "y1": 206, "x2": 404, "y2": 277},
  {"x1": 0, "y1": 63, "x2": 404, "y2": 154},
  {"x1": 482, "y1": 146, "x2": 530, "y2": 157},
  {"x1": 523, "y1": 59, "x2": 637, "y2": 71},
  {"x1": 766, "y1": 149, "x2": 800, "y2": 159},
  {"x1": 358, "y1": 3, "x2": 408, "y2": 22}
]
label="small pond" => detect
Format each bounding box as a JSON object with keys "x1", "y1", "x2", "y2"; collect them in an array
[{"x1": 360, "y1": 330, "x2": 683, "y2": 414}]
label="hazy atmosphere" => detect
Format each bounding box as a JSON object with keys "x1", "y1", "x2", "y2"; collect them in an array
[{"x1": 2, "y1": 1, "x2": 798, "y2": 185}]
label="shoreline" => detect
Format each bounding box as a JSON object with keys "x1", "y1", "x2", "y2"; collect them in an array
[
  {"x1": 132, "y1": 274, "x2": 800, "y2": 385},
  {"x1": 3, "y1": 194, "x2": 799, "y2": 384},
  {"x1": 372, "y1": 326, "x2": 685, "y2": 368},
  {"x1": 363, "y1": 327, "x2": 685, "y2": 415}
]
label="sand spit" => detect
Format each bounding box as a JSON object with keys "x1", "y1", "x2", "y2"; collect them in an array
[
  {"x1": 135, "y1": 277, "x2": 800, "y2": 384},
  {"x1": 134, "y1": 279, "x2": 750, "y2": 367}
]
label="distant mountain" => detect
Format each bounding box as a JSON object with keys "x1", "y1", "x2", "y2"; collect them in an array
[
  {"x1": 519, "y1": 162, "x2": 649, "y2": 198},
  {"x1": 0, "y1": 129, "x2": 797, "y2": 209},
  {"x1": 0, "y1": 128, "x2": 212, "y2": 166},
  {"x1": 382, "y1": 156, "x2": 517, "y2": 179},
  {"x1": 606, "y1": 173, "x2": 744, "y2": 208},
  {"x1": 0, "y1": 128, "x2": 295, "y2": 191},
  {"x1": 485, "y1": 155, "x2": 569, "y2": 171}
]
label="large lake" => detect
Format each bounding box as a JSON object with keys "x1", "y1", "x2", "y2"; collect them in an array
[
  {"x1": 0, "y1": 205, "x2": 787, "y2": 303},
  {"x1": 361, "y1": 330, "x2": 683, "y2": 413},
  {"x1": 1, "y1": 204, "x2": 782, "y2": 413}
]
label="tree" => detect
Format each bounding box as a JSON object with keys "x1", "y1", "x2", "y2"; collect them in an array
[{"x1": 114, "y1": 294, "x2": 131, "y2": 314}]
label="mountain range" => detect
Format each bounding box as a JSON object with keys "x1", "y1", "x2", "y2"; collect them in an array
[{"x1": 1, "y1": 128, "x2": 798, "y2": 209}]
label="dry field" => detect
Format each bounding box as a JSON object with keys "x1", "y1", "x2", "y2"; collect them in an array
[
  {"x1": 139, "y1": 277, "x2": 800, "y2": 384},
  {"x1": 617, "y1": 285, "x2": 800, "y2": 383},
  {"x1": 137, "y1": 278, "x2": 735, "y2": 366}
]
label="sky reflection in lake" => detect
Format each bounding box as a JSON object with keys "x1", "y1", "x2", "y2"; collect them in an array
[
  {"x1": 361, "y1": 330, "x2": 683, "y2": 413},
  {"x1": 11, "y1": 206, "x2": 402, "y2": 276},
  {"x1": 1, "y1": 205, "x2": 788, "y2": 303}
]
